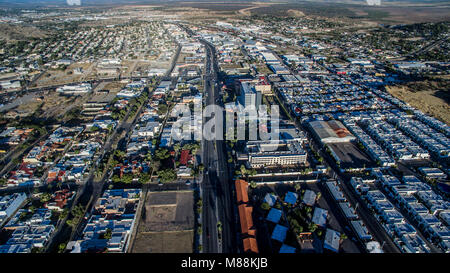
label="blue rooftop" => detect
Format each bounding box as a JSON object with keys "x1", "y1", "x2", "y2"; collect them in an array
[
  {"x1": 271, "y1": 224, "x2": 288, "y2": 243},
  {"x1": 266, "y1": 208, "x2": 283, "y2": 224},
  {"x1": 279, "y1": 244, "x2": 296, "y2": 253},
  {"x1": 284, "y1": 191, "x2": 298, "y2": 205}
]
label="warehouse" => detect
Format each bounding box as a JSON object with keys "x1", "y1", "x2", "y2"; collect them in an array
[{"x1": 308, "y1": 120, "x2": 356, "y2": 144}]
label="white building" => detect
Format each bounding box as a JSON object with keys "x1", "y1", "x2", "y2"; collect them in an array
[
  {"x1": 57, "y1": 83, "x2": 92, "y2": 95},
  {"x1": 0, "y1": 193, "x2": 27, "y2": 225}
]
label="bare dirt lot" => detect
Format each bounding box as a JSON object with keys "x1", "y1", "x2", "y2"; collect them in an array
[
  {"x1": 386, "y1": 80, "x2": 450, "y2": 125},
  {"x1": 131, "y1": 190, "x2": 194, "y2": 253},
  {"x1": 132, "y1": 230, "x2": 194, "y2": 253},
  {"x1": 34, "y1": 67, "x2": 82, "y2": 88},
  {"x1": 2, "y1": 90, "x2": 84, "y2": 119},
  {"x1": 0, "y1": 24, "x2": 48, "y2": 42}
]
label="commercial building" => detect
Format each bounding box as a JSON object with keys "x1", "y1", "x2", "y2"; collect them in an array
[
  {"x1": 308, "y1": 120, "x2": 356, "y2": 144},
  {"x1": 0, "y1": 80, "x2": 21, "y2": 90},
  {"x1": 235, "y1": 180, "x2": 249, "y2": 204},
  {"x1": 235, "y1": 179, "x2": 258, "y2": 253},
  {"x1": 243, "y1": 237, "x2": 259, "y2": 253},
  {"x1": 239, "y1": 81, "x2": 261, "y2": 109},
  {"x1": 239, "y1": 76, "x2": 272, "y2": 95},
  {"x1": 238, "y1": 204, "x2": 256, "y2": 237},
  {"x1": 57, "y1": 83, "x2": 92, "y2": 95},
  {"x1": 418, "y1": 167, "x2": 447, "y2": 180},
  {"x1": 246, "y1": 140, "x2": 307, "y2": 168}
]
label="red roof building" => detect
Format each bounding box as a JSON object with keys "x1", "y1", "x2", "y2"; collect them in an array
[
  {"x1": 243, "y1": 238, "x2": 259, "y2": 253},
  {"x1": 235, "y1": 180, "x2": 249, "y2": 204},
  {"x1": 238, "y1": 204, "x2": 256, "y2": 237}
]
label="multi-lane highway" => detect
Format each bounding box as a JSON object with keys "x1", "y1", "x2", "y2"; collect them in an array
[{"x1": 200, "y1": 38, "x2": 237, "y2": 253}]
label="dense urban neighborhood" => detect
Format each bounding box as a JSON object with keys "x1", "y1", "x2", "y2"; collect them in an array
[{"x1": 0, "y1": 1, "x2": 449, "y2": 256}]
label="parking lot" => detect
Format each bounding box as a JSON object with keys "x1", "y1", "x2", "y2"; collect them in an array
[{"x1": 329, "y1": 142, "x2": 375, "y2": 169}]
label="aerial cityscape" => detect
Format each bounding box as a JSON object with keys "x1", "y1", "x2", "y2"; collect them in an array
[{"x1": 0, "y1": 0, "x2": 449, "y2": 260}]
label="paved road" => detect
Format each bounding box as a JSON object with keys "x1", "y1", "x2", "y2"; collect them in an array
[
  {"x1": 198, "y1": 37, "x2": 237, "y2": 254},
  {"x1": 266, "y1": 48, "x2": 402, "y2": 253},
  {"x1": 200, "y1": 40, "x2": 220, "y2": 253}
]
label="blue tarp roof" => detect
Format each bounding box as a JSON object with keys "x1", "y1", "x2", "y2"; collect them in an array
[
  {"x1": 284, "y1": 191, "x2": 298, "y2": 205},
  {"x1": 266, "y1": 208, "x2": 282, "y2": 224},
  {"x1": 271, "y1": 224, "x2": 288, "y2": 243},
  {"x1": 279, "y1": 244, "x2": 297, "y2": 253}
]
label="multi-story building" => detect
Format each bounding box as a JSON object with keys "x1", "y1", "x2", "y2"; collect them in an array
[
  {"x1": 239, "y1": 81, "x2": 261, "y2": 109},
  {"x1": 246, "y1": 140, "x2": 307, "y2": 168}
]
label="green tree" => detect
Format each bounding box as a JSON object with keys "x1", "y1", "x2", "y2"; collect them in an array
[
  {"x1": 122, "y1": 173, "x2": 134, "y2": 184},
  {"x1": 157, "y1": 104, "x2": 168, "y2": 115},
  {"x1": 139, "y1": 173, "x2": 151, "y2": 184},
  {"x1": 0, "y1": 178, "x2": 7, "y2": 186},
  {"x1": 59, "y1": 208, "x2": 69, "y2": 220},
  {"x1": 157, "y1": 169, "x2": 177, "y2": 183},
  {"x1": 40, "y1": 193, "x2": 52, "y2": 203},
  {"x1": 58, "y1": 243, "x2": 67, "y2": 253},
  {"x1": 240, "y1": 165, "x2": 247, "y2": 176},
  {"x1": 155, "y1": 148, "x2": 170, "y2": 160},
  {"x1": 261, "y1": 202, "x2": 270, "y2": 210},
  {"x1": 173, "y1": 143, "x2": 181, "y2": 154},
  {"x1": 309, "y1": 223, "x2": 318, "y2": 233},
  {"x1": 104, "y1": 228, "x2": 112, "y2": 240}
]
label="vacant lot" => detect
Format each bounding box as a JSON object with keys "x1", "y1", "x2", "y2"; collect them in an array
[
  {"x1": 132, "y1": 231, "x2": 194, "y2": 253},
  {"x1": 34, "y1": 67, "x2": 82, "y2": 88},
  {"x1": 386, "y1": 81, "x2": 450, "y2": 125},
  {"x1": 131, "y1": 190, "x2": 194, "y2": 253}
]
